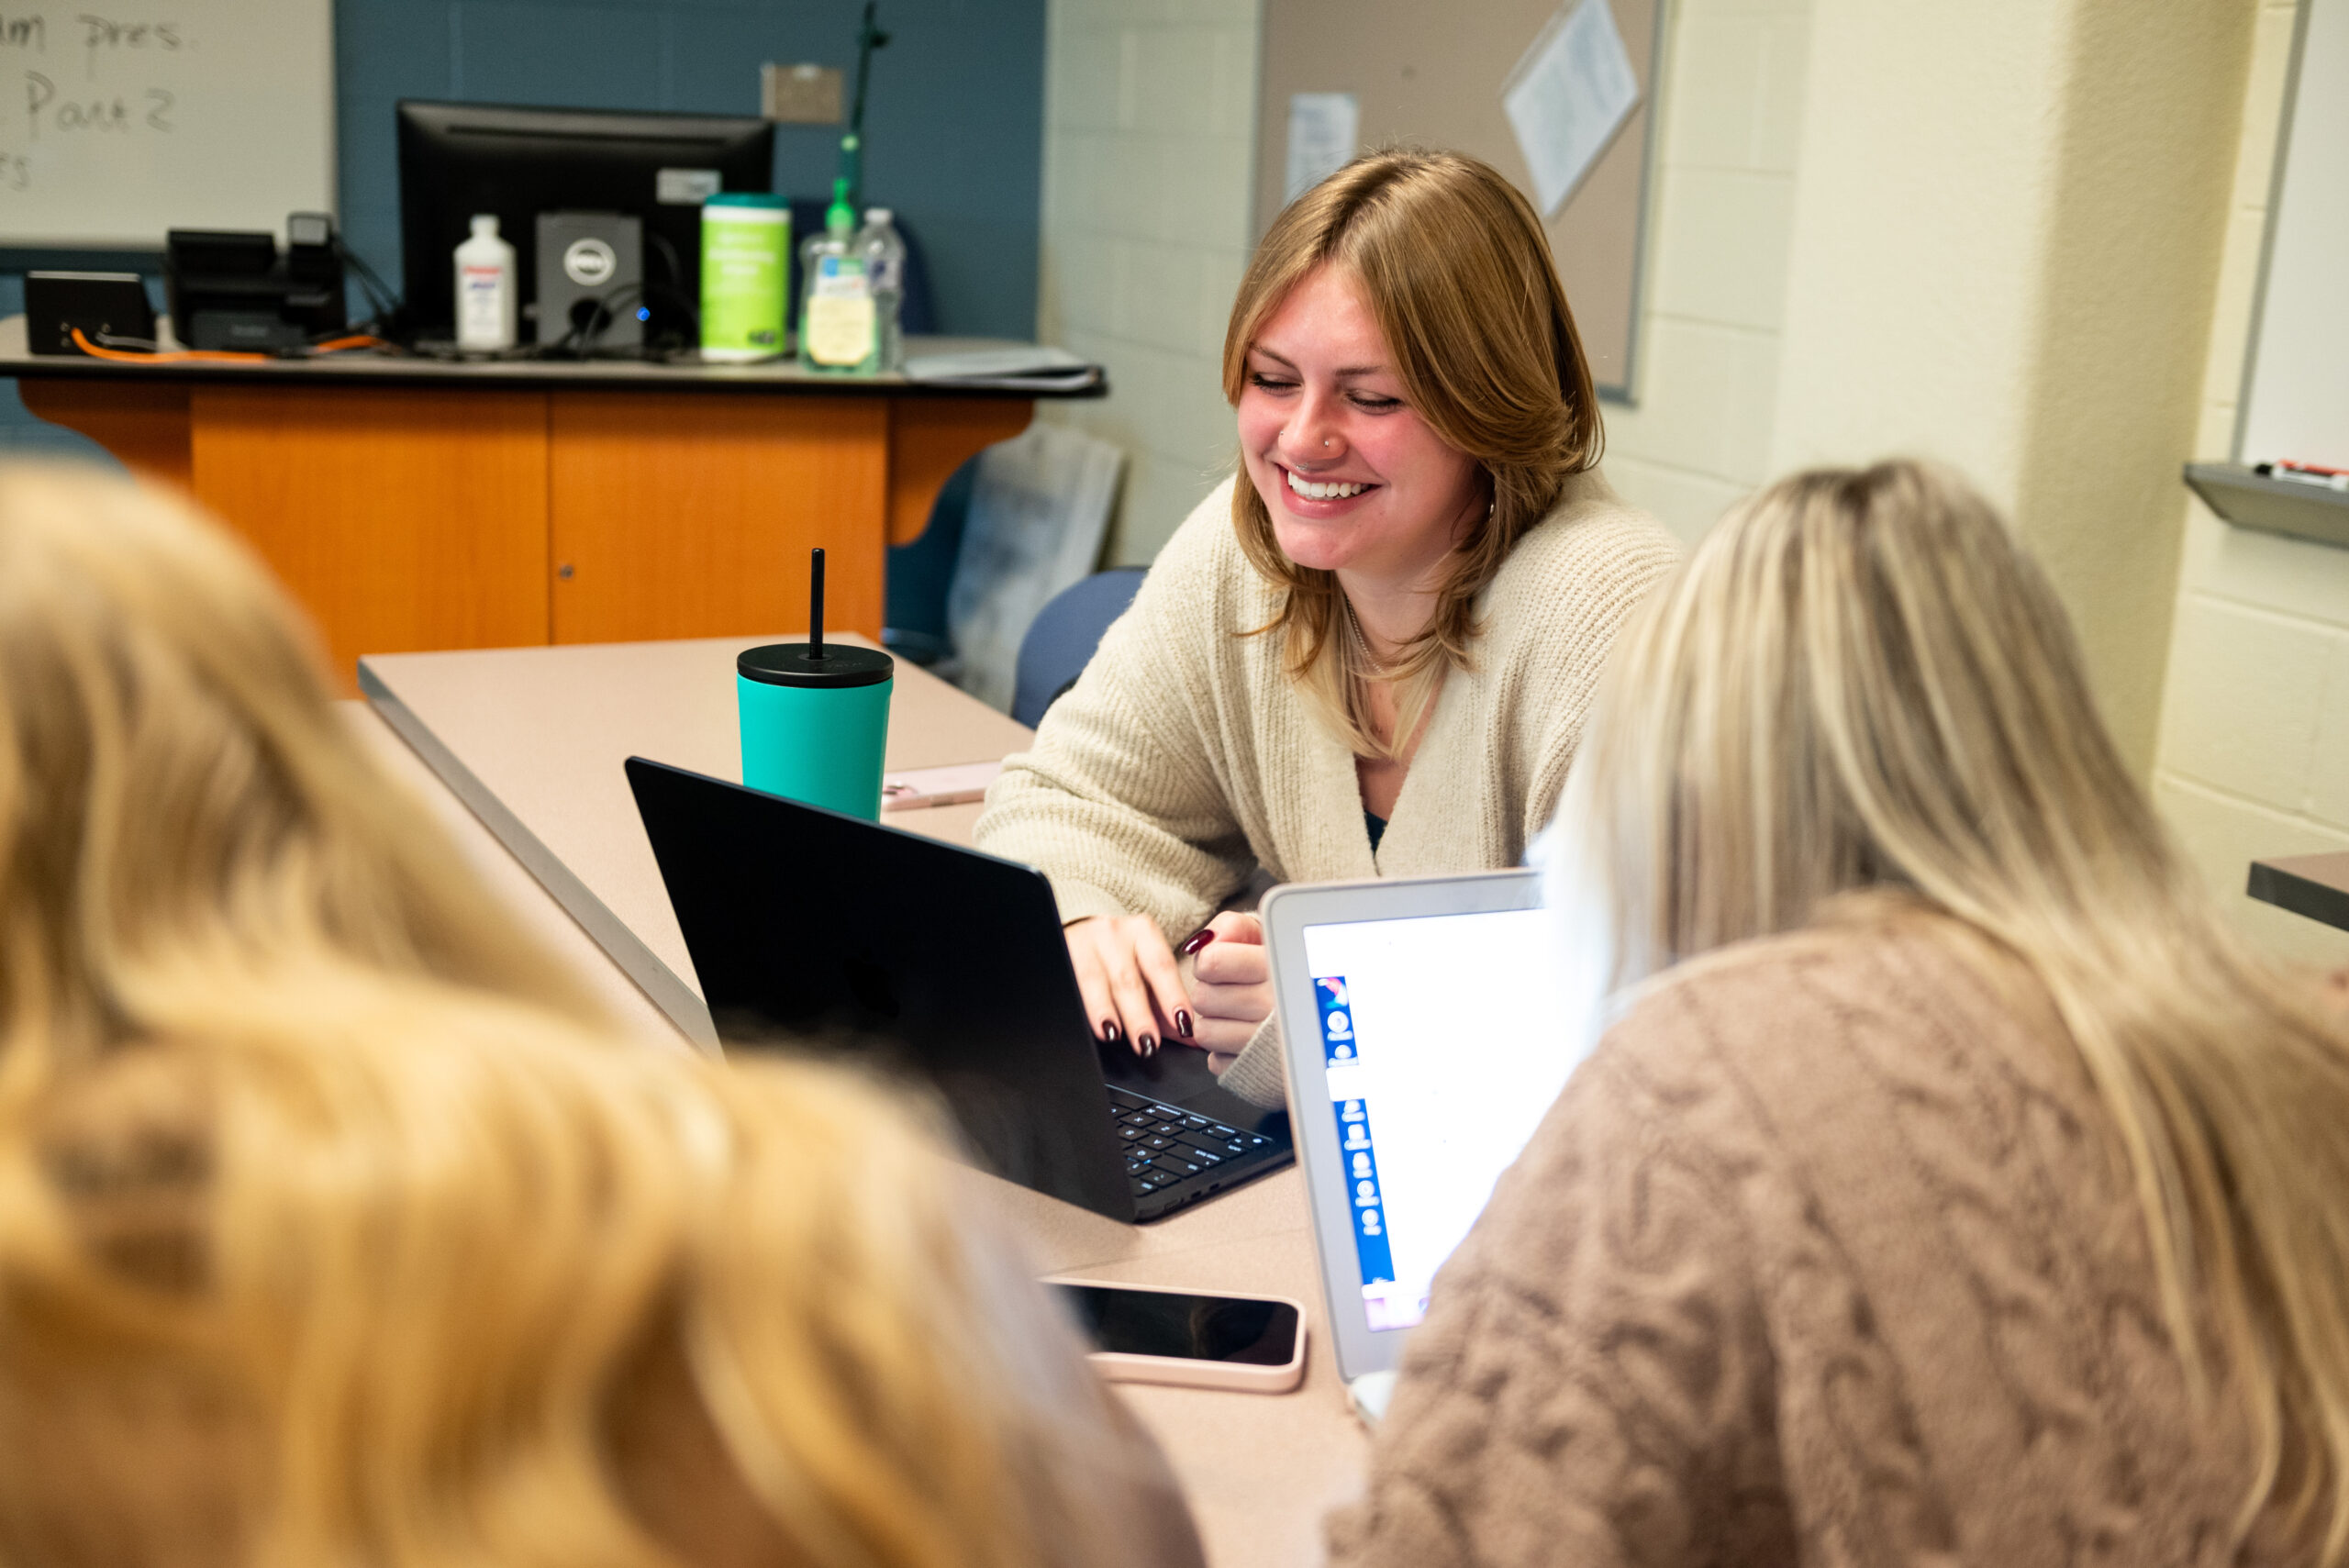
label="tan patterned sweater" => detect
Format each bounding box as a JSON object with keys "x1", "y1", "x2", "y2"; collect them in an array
[
  {"x1": 1328, "y1": 917, "x2": 2284, "y2": 1567},
  {"x1": 974, "y1": 469, "x2": 1680, "y2": 1104}
]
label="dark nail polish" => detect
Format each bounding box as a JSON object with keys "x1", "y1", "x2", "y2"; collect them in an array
[
  {"x1": 1140, "y1": 1034, "x2": 1158, "y2": 1054},
  {"x1": 1176, "y1": 1010, "x2": 1195, "y2": 1038},
  {"x1": 1178, "y1": 927, "x2": 1216, "y2": 957},
  {"x1": 1102, "y1": 1020, "x2": 1122, "y2": 1044}
]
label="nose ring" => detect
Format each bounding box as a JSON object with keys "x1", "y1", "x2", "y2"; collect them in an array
[{"x1": 1321, "y1": 437, "x2": 1333, "y2": 449}]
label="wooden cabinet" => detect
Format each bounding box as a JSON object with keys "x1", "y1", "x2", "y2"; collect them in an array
[
  {"x1": 193, "y1": 385, "x2": 553, "y2": 662},
  {"x1": 17, "y1": 365, "x2": 1034, "y2": 694},
  {"x1": 549, "y1": 392, "x2": 888, "y2": 646}
]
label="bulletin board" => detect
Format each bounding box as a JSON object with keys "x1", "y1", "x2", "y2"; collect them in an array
[
  {"x1": 0, "y1": 0, "x2": 335, "y2": 250},
  {"x1": 1252, "y1": 0, "x2": 1664, "y2": 401}
]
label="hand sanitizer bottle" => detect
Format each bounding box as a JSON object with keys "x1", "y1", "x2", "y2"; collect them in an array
[
  {"x1": 798, "y1": 179, "x2": 876, "y2": 373},
  {"x1": 454, "y1": 214, "x2": 517, "y2": 352},
  {"x1": 856, "y1": 206, "x2": 907, "y2": 372}
]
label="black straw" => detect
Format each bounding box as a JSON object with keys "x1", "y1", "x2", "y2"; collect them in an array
[{"x1": 808, "y1": 548, "x2": 827, "y2": 660}]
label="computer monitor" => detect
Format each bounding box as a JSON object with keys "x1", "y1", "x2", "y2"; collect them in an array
[{"x1": 395, "y1": 100, "x2": 774, "y2": 346}]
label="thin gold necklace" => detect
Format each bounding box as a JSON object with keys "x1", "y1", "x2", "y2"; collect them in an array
[{"x1": 1340, "y1": 593, "x2": 1396, "y2": 679}]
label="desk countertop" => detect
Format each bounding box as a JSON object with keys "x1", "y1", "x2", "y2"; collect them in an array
[
  {"x1": 350, "y1": 637, "x2": 1371, "y2": 1567},
  {"x1": 0, "y1": 315, "x2": 1102, "y2": 399}
]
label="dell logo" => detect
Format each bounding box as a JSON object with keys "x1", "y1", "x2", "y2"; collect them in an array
[{"x1": 563, "y1": 237, "x2": 617, "y2": 286}]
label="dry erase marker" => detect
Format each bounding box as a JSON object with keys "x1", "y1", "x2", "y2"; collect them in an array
[{"x1": 2259, "y1": 461, "x2": 2349, "y2": 493}]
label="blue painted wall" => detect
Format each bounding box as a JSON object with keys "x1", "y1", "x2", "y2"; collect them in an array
[{"x1": 3, "y1": 0, "x2": 1044, "y2": 457}]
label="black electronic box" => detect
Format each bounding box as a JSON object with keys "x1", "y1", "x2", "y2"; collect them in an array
[
  {"x1": 24, "y1": 272, "x2": 156, "y2": 357},
  {"x1": 164, "y1": 213, "x2": 346, "y2": 351}
]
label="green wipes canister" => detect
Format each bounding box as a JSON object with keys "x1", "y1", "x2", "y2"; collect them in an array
[
  {"x1": 699, "y1": 194, "x2": 789, "y2": 361},
  {"x1": 737, "y1": 549, "x2": 892, "y2": 818}
]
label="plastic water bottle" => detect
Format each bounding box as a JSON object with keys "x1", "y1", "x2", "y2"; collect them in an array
[
  {"x1": 857, "y1": 206, "x2": 907, "y2": 372},
  {"x1": 453, "y1": 214, "x2": 517, "y2": 352},
  {"x1": 799, "y1": 179, "x2": 876, "y2": 373}
]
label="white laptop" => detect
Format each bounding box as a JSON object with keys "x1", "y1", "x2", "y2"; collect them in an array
[{"x1": 1263, "y1": 869, "x2": 1587, "y2": 1424}]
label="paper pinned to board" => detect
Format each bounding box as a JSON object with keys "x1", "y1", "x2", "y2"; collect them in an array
[
  {"x1": 1286, "y1": 92, "x2": 1362, "y2": 203},
  {"x1": 1502, "y1": 0, "x2": 1641, "y2": 217}
]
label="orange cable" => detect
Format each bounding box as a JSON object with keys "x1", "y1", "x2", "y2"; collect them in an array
[
  {"x1": 70, "y1": 328, "x2": 270, "y2": 363},
  {"x1": 69, "y1": 328, "x2": 397, "y2": 362}
]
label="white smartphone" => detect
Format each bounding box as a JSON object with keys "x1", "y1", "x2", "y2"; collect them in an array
[
  {"x1": 1047, "y1": 1278, "x2": 1308, "y2": 1394},
  {"x1": 880, "y1": 759, "x2": 1003, "y2": 811}
]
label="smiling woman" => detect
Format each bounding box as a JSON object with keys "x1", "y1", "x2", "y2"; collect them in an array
[{"x1": 974, "y1": 150, "x2": 1682, "y2": 1104}]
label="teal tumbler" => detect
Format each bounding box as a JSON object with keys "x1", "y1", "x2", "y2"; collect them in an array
[{"x1": 737, "y1": 641, "x2": 894, "y2": 819}]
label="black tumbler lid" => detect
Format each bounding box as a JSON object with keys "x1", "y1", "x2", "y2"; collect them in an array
[{"x1": 738, "y1": 642, "x2": 894, "y2": 689}]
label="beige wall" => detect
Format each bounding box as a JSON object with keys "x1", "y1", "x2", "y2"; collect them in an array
[
  {"x1": 2154, "y1": 0, "x2": 2349, "y2": 967},
  {"x1": 1033, "y1": 0, "x2": 1260, "y2": 564},
  {"x1": 1769, "y1": 0, "x2": 2254, "y2": 775},
  {"x1": 1617, "y1": 0, "x2": 2330, "y2": 960},
  {"x1": 1598, "y1": 0, "x2": 1815, "y2": 546}
]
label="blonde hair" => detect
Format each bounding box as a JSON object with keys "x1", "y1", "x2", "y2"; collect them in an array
[
  {"x1": 0, "y1": 461, "x2": 602, "y2": 1075},
  {"x1": 1573, "y1": 459, "x2": 2349, "y2": 1562},
  {"x1": 0, "y1": 973, "x2": 1167, "y2": 1568},
  {"x1": 0, "y1": 462, "x2": 1174, "y2": 1568},
  {"x1": 1222, "y1": 150, "x2": 1604, "y2": 759}
]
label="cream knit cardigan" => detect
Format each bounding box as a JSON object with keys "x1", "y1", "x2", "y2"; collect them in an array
[{"x1": 974, "y1": 469, "x2": 1681, "y2": 1103}]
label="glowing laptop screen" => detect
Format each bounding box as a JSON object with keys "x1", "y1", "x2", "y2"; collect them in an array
[{"x1": 1303, "y1": 906, "x2": 1576, "y2": 1331}]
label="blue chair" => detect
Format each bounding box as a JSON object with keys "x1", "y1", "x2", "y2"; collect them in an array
[{"x1": 1012, "y1": 568, "x2": 1146, "y2": 728}]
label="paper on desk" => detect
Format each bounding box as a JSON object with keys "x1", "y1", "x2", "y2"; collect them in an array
[
  {"x1": 1502, "y1": 0, "x2": 1640, "y2": 217},
  {"x1": 905, "y1": 346, "x2": 1084, "y2": 378},
  {"x1": 1285, "y1": 93, "x2": 1360, "y2": 203},
  {"x1": 881, "y1": 759, "x2": 1003, "y2": 811},
  {"x1": 903, "y1": 345, "x2": 1101, "y2": 392}
]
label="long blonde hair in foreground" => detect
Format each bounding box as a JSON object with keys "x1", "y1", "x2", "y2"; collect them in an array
[
  {"x1": 0, "y1": 975, "x2": 1165, "y2": 1568},
  {"x1": 0, "y1": 462, "x2": 602, "y2": 1074},
  {"x1": 1223, "y1": 150, "x2": 1605, "y2": 759},
  {"x1": 1572, "y1": 459, "x2": 2349, "y2": 1562}
]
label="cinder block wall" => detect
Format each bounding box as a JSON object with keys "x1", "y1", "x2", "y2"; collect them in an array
[
  {"x1": 1033, "y1": 0, "x2": 1262, "y2": 565},
  {"x1": 2153, "y1": 0, "x2": 2349, "y2": 966},
  {"x1": 1598, "y1": 0, "x2": 1814, "y2": 546}
]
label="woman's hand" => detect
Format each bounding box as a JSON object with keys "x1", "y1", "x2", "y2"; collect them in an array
[
  {"x1": 1185, "y1": 912, "x2": 1272, "y2": 1059},
  {"x1": 1064, "y1": 916, "x2": 1194, "y2": 1056}
]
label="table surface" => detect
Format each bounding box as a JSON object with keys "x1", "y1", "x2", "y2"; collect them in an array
[
  {"x1": 351, "y1": 638, "x2": 1369, "y2": 1568},
  {"x1": 0, "y1": 317, "x2": 1102, "y2": 399}
]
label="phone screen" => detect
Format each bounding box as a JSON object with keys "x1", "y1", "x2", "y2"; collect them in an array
[{"x1": 1052, "y1": 1284, "x2": 1300, "y2": 1365}]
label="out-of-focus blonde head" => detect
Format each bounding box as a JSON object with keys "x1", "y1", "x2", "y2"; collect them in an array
[
  {"x1": 0, "y1": 463, "x2": 1189, "y2": 1568},
  {"x1": 1572, "y1": 458, "x2": 2349, "y2": 1563},
  {"x1": 0, "y1": 976, "x2": 1174, "y2": 1568},
  {"x1": 0, "y1": 462, "x2": 601, "y2": 1078}
]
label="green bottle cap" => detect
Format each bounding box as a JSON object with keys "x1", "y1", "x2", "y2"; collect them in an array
[{"x1": 826, "y1": 176, "x2": 856, "y2": 237}]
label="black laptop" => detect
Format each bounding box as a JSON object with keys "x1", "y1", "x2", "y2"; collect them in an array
[{"x1": 626, "y1": 758, "x2": 1293, "y2": 1222}]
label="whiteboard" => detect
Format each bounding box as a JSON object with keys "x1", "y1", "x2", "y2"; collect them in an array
[
  {"x1": 2239, "y1": 0, "x2": 2348, "y2": 470},
  {"x1": 0, "y1": 0, "x2": 334, "y2": 249}
]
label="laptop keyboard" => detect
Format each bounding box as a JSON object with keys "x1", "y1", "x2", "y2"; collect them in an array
[{"x1": 1108, "y1": 1086, "x2": 1274, "y2": 1201}]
